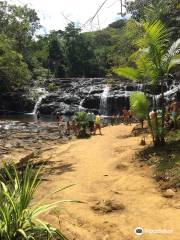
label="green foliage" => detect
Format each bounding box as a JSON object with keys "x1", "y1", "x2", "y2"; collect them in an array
[
  {"x1": 0, "y1": 34, "x2": 31, "y2": 91},
  {"x1": 0, "y1": 162, "x2": 73, "y2": 240},
  {"x1": 74, "y1": 112, "x2": 90, "y2": 138},
  {"x1": 0, "y1": 1, "x2": 40, "y2": 52},
  {"x1": 75, "y1": 112, "x2": 89, "y2": 127},
  {"x1": 126, "y1": 0, "x2": 180, "y2": 42},
  {"x1": 48, "y1": 83, "x2": 59, "y2": 92},
  {"x1": 0, "y1": 0, "x2": 179, "y2": 90},
  {"x1": 130, "y1": 92, "x2": 150, "y2": 121}
]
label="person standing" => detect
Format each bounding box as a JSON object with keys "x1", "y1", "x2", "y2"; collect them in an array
[
  {"x1": 94, "y1": 114, "x2": 102, "y2": 135},
  {"x1": 58, "y1": 115, "x2": 64, "y2": 137},
  {"x1": 122, "y1": 107, "x2": 128, "y2": 124},
  {"x1": 170, "y1": 97, "x2": 180, "y2": 128},
  {"x1": 36, "y1": 110, "x2": 41, "y2": 122},
  {"x1": 56, "y1": 111, "x2": 60, "y2": 122},
  {"x1": 111, "y1": 114, "x2": 115, "y2": 126},
  {"x1": 87, "y1": 111, "x2": 96, "y2": 133},
  {"x1": 128, "y1": 109, "x2": 132, "y2": 125}
]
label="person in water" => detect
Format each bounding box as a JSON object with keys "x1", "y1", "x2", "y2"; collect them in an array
[
  {"x1": 94, "y1": 114, "x2": 102, "y2": 135},
  {"x1": 56, "y1": 111, "x2": 60, "y2": 122},
  {"x1": 111, "y1": 114, "x2": 115, "y2": 126},
  {"x1": 36, "y1": 110, "x2": 41, "y2": 122}
]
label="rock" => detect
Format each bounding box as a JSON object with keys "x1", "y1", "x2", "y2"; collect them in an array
[
  {"x1": 162, "y1": 189, "x2": 175, "y2": 198},
  {"x1": 19, "y1": 151, "x2": 36, "y2": 164},
  {"x1": 0, "y1": 90, "x2": 34, "y2": 113},
  {"x1": 91, "y1": 200, "x2": 125, "y2": 214},
  {"x1": 14, "y1": 142, "x2": 22, "y2": 148},
  {"x1": 4, "y1": 143, "x2": 13, "y2": 148}
]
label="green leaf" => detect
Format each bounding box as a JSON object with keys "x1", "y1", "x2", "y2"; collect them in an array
[
  {"x1": 168, "y1": 54, "x2": 180, "y2": 70},
  {"x1": 113, "y1": 66, "x2": 139, "y2": 81}
]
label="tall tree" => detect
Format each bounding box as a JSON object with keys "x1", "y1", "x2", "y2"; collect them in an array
[
  {"x1": 0, "y1": 34, "x2": 31, "y2": 91},
  {"x1": 125, "y1": 0, "x2": 180, "y2": 41}
]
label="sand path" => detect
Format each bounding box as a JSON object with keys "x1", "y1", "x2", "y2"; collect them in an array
[{"x1": 36, "y1": 125, "x2": 180, "y2": 240}]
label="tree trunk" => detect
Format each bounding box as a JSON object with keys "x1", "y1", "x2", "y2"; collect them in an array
[
  {"x1": 147, "y1": 115, "x2": 155, "y2": 144},
  {"x1": 160, "y1": 78, "x2": 165, "y2": 144}
]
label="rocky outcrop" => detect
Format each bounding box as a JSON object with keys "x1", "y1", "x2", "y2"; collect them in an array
[
  {"x1": 2, "y1": 78, "x2": 179, "y2": 116},
  {"x1": 38, "y1": 78, "x2": 147, "y2": 115},
  {"x1": 0, "y1": 90, "x2": 35, "y2": 114},
  {"x1": 37, "y1": 78, "x2": 178, "y2": 116}
]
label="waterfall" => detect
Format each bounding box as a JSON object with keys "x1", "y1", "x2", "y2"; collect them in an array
[
  {"x1": 32, "y1": 88, "x2": 48, "y2": 114},
  {"x1": 79, "y1": 99, "x2": 85, "y2": 111},
  {"x1": 150, "y1": 85, "x2": 180, "y2": 102},
  {"x1": 99, "y1": 85, "x2": 110, "y2": 116}
]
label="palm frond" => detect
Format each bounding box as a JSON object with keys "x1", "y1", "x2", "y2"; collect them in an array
[
  {"x1": 168, "y1": 54, "x2": 180, "y2": 70},
  {"x1": 137, "y1": 20, "x2": 169, "y2": 71},
  {"x1": 168, "y1": 38, "x2": 180, "y2": 57},
  {"x1": 113, "y1": 67, "x2": 139, "y2": 81}
]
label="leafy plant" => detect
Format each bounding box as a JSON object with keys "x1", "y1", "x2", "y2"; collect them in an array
[
  {"x1": 0, "y1": 162, "x2": 78, "y2": 240},
  {"x1": 74, "y1": 112, "x2": 90, "y2": 138},
  {"x1": 130, "y1": 92, "x2": 150, "y2": 128}
]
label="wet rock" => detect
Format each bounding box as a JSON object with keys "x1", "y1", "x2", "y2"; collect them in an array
[
  {"x1": 162, "y1": 189, "x2": 175, "y2": 198},
  {"x1": 36, "y1": 78, "x2": 178, "y2": 115},
  {"x1": 0, "y1": 90, "x2": 35, "y2": 113},
  {"x1": 14, "y1": 142, "x2": 23, "y2": 148}
]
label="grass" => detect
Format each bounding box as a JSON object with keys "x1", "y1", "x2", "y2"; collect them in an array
[{"x1": 137, "y1": 130, "x2": 180, "y2": 189}]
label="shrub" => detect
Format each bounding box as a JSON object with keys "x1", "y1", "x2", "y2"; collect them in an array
[{"x1": 74, "y1": 112, "x2": 90, "y2": 138}]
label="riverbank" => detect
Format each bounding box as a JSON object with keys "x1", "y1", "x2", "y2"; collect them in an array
[
  {"x1": 0, "y1": 120, "x2": 73, "y2": 164},
  {"x1": 30, "y1": 124, "x2": 179, "y2": 240}
]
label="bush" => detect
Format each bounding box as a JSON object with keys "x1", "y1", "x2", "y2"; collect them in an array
[{"x1": 75, "y1": 112, "x2": 90, "y2": 138}]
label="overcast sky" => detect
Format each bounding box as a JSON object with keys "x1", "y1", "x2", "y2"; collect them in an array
[{"x1": 8, "y1": 0, "x2": 129, "y2": 34}]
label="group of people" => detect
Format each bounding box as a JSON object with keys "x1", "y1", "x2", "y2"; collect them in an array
[
  {"x1": 56, "y1": 111, "x2": 102, "y2": 137},
  {"x1": 111, "y1": 107, "x2": 133, "y2": 126},
  {"x1": 149, "y1": 97, "x2": 179, "y2": 129},
  {"x1": 35, "y1": 97, "x2": 179, "y2": 138}
]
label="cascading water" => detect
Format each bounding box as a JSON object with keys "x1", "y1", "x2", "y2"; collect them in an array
[
  {"x1": 79, "y1": 99, "x2": 85, "y2": 111},
  {"x1": 99, "y1": 85, "x2": 110, "y2": 116},
  {"x1": 32, "y1": 88, "x2": 48, "y2": 114},
  {"x1": 148, "y1": 85, "x2": 180, "y2": 106}
]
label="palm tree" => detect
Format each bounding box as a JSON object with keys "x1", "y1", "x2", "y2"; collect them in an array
[{"x1": 114, "y1": 20, "x2": 180, "y2": 145}]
